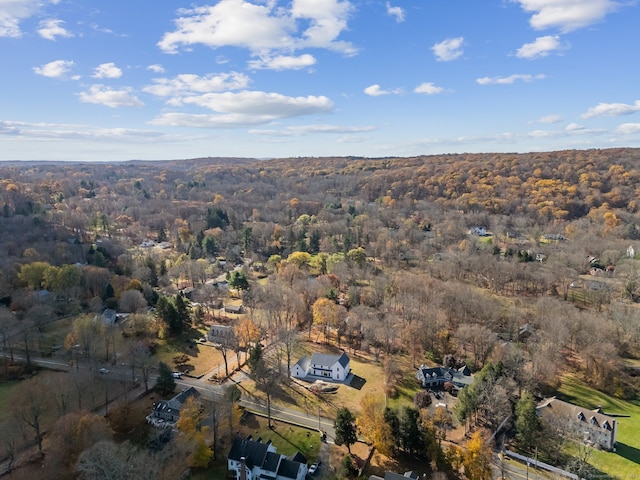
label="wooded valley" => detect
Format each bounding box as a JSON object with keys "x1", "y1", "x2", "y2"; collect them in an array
[{"x1": 1, "y1": 148, "x2": 639, "y2": 480}]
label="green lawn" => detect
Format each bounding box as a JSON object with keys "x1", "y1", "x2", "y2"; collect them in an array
[{"x1": 557, "y1": 375, "x2": 640, "y2": 480}]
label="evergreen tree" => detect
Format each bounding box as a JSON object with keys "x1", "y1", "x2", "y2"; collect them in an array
[
  {"x1": 399, "y1": 406, "x2": 423, "y2": 453},
  {"x1": 515, "y1": 391, "x2": 540, "y2": 451},
  {"x1": 383, "y1": 407, "x2": 400, "y2": 449},
  {"x1": 248, "y1": 342, "x2": 263, "y2": 376},
  {"x1": 174, "y1": 294, "x2": 191, "y2": 327},
  {"x1": 101, "y1": 283, "x2": 115, "y2": 301},
  {"x1": 229, "y1": 270, "x2": 250, "y2": 292},
  {"x1": 156, "y1": 361, "x2": 176, "y2": 395},
  {"x1": 156, "y1": 296, "x2": 182, "y2": 336},
  {"x1": 202, "y1": 235, "x2": 217, "y2": 256},
  {"x1": 334, "y1": 407, "x2": 358, "y2": 454},
  {"x1": 308, "y1": 230, "x2": 321, "y2": 254}
]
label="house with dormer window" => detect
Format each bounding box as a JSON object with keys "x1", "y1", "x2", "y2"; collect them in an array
[
  {"x1": 537, "y1": 397, "x2": 617, "y2": 451},
  {"x1": 290, "y1": 351, "x2": 351, "y2": 382}
]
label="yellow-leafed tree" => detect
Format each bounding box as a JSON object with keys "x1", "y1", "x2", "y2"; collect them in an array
[
  {"x1": 355, "y1": 392, "x2": 394, "y2": 455},
  {"x1": 463, "y1": 431, "x2": 493, "y2": 480}
]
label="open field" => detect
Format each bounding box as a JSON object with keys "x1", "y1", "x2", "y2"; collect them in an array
[{"x1": 557, "y1": 375, "x2": 640, "y2": 480}]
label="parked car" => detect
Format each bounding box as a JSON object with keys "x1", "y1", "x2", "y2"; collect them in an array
[
  {"x1": 99, "y1": 368, "x2": 109, "y2": 374},
  {"x1": 309, "y1": 462, "x2": 320, "y2": 475},
  {"x1": 172, "y1": 372, "x2": 182, "y2": 378}
]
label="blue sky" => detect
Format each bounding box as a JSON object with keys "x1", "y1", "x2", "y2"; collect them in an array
[{"x1": 1, "y1": 0, "x2": 640, "y2": 161}]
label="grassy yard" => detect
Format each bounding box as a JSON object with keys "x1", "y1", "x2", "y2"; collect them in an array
[
  {"x1": 557, "y1": 375, "x2": 640, "y2": 480},
  {"x1": 186, "y1": 413, "x2": 322, "y2": 480},
  {"x1": 0, "y1": 379, "x2": 20, "y2": 423},
  {"x1": 155, "y1": 329, "x2": 225, "y2": 378}
]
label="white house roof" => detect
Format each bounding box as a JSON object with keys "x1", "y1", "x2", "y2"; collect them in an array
[{"x1": 310, "y1": 351, "x2": 349, "y2": 368}]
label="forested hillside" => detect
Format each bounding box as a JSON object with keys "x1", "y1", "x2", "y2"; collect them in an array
[{"x1": 1, "y1": 148, "x2": 639, "y2": 479}]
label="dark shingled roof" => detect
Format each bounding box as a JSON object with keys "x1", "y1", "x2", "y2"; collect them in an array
[
  {"x1": 288, "y1": 451, "x2": 307, "y2": 464},
  {"x1": 277, "y1": 458, "x2": 302, "y2": 479},
  {"x1": 227, "y1": 437, "x2": 269, "y2": 470},
  {"x1": 262, "y1": 451, "x2": 281, "y2": 473}
]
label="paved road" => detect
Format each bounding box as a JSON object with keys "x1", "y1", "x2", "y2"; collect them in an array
[{"x1": 493, "y1": 454, "x2": 552, "y2": 480}]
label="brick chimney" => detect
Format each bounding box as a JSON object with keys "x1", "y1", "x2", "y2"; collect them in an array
[{"x1": 240, "y1": 456, "x2": 247, "y2": 480}]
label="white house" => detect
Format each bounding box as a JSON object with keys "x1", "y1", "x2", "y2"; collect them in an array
[
  {"x1": 291, "y1": 351, "x2": 350, "y2": 382},
  {"x1": 227, "y1": 436, "x2": 308, "y2": 480}
]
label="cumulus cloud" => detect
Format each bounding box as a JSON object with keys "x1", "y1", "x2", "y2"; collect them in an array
[
  {"x1": 565, "y1": 123, "x2": 585, "y2": 131},
  {"x1": 147, "y1": 64, "x2": 165, "y2": 74},
  {"x1": 144, "y1": 72, "x2": 250, "y2": 97},
  {"x1": 512, "y1": 0, "x2": 623, "y2": 32},
  {"x1": 92, "y1": 63, "x2": 123, "y2": 79},
  {"x1": 431, "y1": 37, "x2": 464, "y2": 62},
  {"x1": 0, "y1": 0, "x2": 57, "y2": 37},
  {"x1": 78, "y1": 85, "x2": 144, "y2": 108},
  {"x1": 38, "y1": 19, "x2": 73, "y2": 40},
  {"x1": 516, "y1": 35, "x2": 567, "y2": 59},
  {"x1": 616, "y1": 123, "x2": 640, "y2": 135},
  {"x1": 33, "y1": 59, "x2": 75, "y2": 78},
  {"x1": 414, "y1": 82, "x2": 445, "y2": 95},
  {"x1": 476, "y1": 73, "x2": 545, "y2": 85},
  {"x1": 386, "y1": 2, "x2": 405, "y2": 22},
  {"x1": 364, "y1": 84, "x2": 402, "y2": 96},
  {"x1": 158, "y1": 0, "x2": 356, "y2": 60},
  {"x1": 582, "y1": 100, "x2": 640, "y2": 118},
  {"x1": 248, "y1": 54, "x2": 316, "y2": 70}
]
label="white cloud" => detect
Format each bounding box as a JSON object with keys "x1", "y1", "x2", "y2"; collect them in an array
[
  {"x1": 78, "y1": 85, "x2": 144, "y2": 108},
  {"x1": 512, "y1": 0, "x2": 623, "y2": 32},
  {"x1": 33, "y1": 59, "x2": 75, "y2": 78},
  {"x1": 151, "y1": 90, "x2": 333, "y2": 128},
  {"x1": 565, "y1": 123, "x2": 585, "y2": 131},
  {"x1": 147, "y1": 64, "x2": 165, "y2": 74},
  {"x1": 516, "y1": 35, "x2": 567, "y2": 59},
  {"x1": 364, "y1": 84, "x2": 402, "y2": 96},
  {"x1": 431, "y1": 37, "x2": 464, "y2": 62},
  {"x1": 38, "y1": 19, "x2": 73, "y2": 40},
  {"x1": 414, "y1": 82, "x2": 445, "y2": 95},
  {"x1": 386, "y1": 2, "x2": 405, "y2": 22},
  {"x1": 248, "y1": 54, "x2": 316, "y2": 70},
  {"x1": 616, "y1": 123, "x2": 640, "y2": 135},
  {"x1": 250, "y1": 124, "x2": 376, "y2": 137},
  {"x1": 0, "y1": 120, "x2": 165, "y2": 142},
  {"x1": 537, "y1": 114, "x2": 563, "y2": 124},
  {"x1": 144, "y1": 72, "x2": 250, "y2": 97},
  {"x1": 181, "y1": 90, "x2": 332, "y2": 115},
  {"x1": 158, "y1": 0, "x2": 356, "y2": 57},
  {"x1": 364, "y1": 84, "x2": 385, "y2": 96},
  {"x1": 582, "y1": 100, "x2": 640, "y2": 118},
  {"x1": 476, "y1": 73, "x2": 546, "y2": 85},
  {"x1": 0, "y1": 0, "x2": 57, "y2": 37},
  {"x1": 92, "y1": 63, "x2": 123, "y2": 79}
]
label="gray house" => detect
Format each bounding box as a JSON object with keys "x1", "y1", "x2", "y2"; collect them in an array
[
  {"x1": 416, "y1": 364, "x2": 473, "y2": 389},
  {"x1": 147, "y1": 387, "x2": 200, "y2": 427}
]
